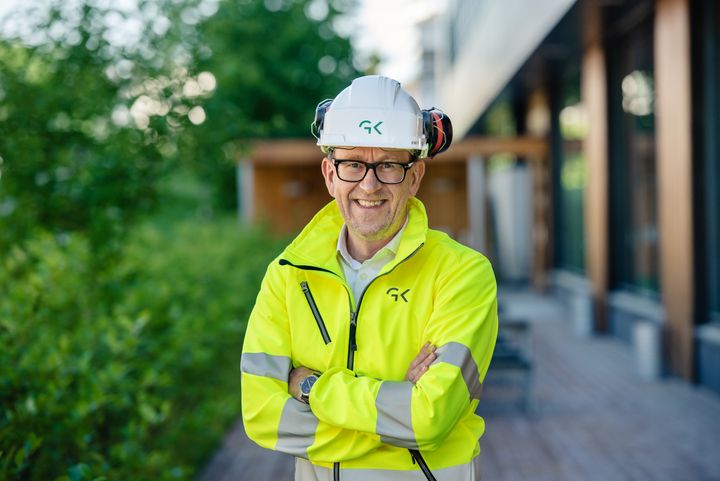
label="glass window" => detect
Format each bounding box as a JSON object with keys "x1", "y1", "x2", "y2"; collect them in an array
[
  {"x1": 608, "y1": 16, "x2": 660, "y2": 295},
  {"x1": 713, "y1": 0, "x2": 720, "y2": 323},
  {"x1": 701, "y1": 0, "x2": 720, "y2": 322},
  {"x1": 553, "y1": 67, "x2": 586, "y2": 273}
]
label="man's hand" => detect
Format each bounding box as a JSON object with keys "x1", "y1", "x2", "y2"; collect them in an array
[
  {"x1": 405, "y1": 342, "x2": 437, "y2": 384},
  {"x1": 288, "y1": 366, "x2": 316, "y2": 401}
]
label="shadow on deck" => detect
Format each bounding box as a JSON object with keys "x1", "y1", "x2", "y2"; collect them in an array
[{"x1": 200, "y1": 287, "x2": 720, "y2": 481}]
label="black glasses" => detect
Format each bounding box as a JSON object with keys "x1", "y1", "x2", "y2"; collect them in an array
[{"x1": 330, "y1": 153, "x2": 415, "y2": 185}]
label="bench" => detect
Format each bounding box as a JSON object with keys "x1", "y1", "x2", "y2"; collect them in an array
[{"x1": 489, "y1": 316, "x2": 534, "y2": 412}]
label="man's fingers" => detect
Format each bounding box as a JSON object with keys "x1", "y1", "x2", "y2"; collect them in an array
[
  {"x1": 409, "y1": 363, "x2": 431, "y2": 384},
  {"x1": 406, "y1": 343, "x2": 437, "y2": 383},
  {"x1": 418, "y1": 343, "x2": 436, "y2": 360},
  {"x1": 416, "y1": 351, "x2": 436, "y2": 371},
  {"x1": 418, "y1": 345, "x2": 437, "y2": 366}
]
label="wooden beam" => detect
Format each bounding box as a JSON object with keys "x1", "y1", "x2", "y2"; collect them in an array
[
  {"x1": 245, "y1": 136, "x2": 549, "y2": 166},
  {"x1": 445, "y1": 136, "x2": 549, "y2": 160},
  {"x1": 582, "y1": 1, "x2": 610, "y2": 331},
  {"x1": 249, "y1": 139, "x2": 324, "y2": 165},
  {"x1": 655, "y1": 0, "x2": 694, "y2": 380}
]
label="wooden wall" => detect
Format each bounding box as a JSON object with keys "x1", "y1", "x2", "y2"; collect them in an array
[
  {"x1": 655, "y1": 0, "x2": 694, "y2": 380},
  {"x1": 243, "y1": 140, "x2": 470, "y2": 236},
  {"x1": 417, "y1": 161, "x2": 469, "y2": 240},
  {"x1": 244, "y1": 138, "x2": 547, "y2": 258},
  {"x1": 252, "y1": 163, "x2": 329, "y2": 234}
]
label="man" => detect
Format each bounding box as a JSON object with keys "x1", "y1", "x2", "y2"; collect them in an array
[{"x1": 241, "y1": 75, "x2": 498, "y2": 481}]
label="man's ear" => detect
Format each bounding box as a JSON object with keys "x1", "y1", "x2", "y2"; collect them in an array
[
  {"x1": 408, "y1": 160, "x2": 426, "y2": 196},
  {"x1": 321, "y1": 157, "x2": 336, "y2": 198}
]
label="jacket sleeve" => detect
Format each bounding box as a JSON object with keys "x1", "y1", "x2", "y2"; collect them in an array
[
  {"x1": 309, "y1": 253, "x2": 498, "y2": 451},
  {"x1": 241, "y1": 262, "x2": 384, "y2": 463}
]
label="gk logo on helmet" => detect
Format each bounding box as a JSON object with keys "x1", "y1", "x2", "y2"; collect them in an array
[{"x1": 358, "y1": 120, "x2": 383, "y2": 135}]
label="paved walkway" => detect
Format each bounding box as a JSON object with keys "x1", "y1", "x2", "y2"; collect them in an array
[{"x1": 200, "y1": 287, "x2": 720, "y2": 481}]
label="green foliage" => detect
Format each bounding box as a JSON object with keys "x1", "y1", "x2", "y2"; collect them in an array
[
  {"x1": 178, "y1": 0, "x2": 360, "y2": 208},
  {"x1": 0, "y1": 0, "x2": 359, "y2": 251},
  {"x1": 0, "y1": 4, "x2": 175, "y2": 259},
  {"x1": 0, "y1": 217, "x2": 286, "y2": 480},
  {"x1": 0, "y1": 1, "x2": 357, "y2": 477}
]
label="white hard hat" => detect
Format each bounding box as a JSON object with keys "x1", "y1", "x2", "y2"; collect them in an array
[{"x1": 313, "y1": 75, "x2": 428, "y2": 156}]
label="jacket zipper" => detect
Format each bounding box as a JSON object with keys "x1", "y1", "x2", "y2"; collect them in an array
[
  {"x1": 410, "y1": 450, "x2": 438, "y2": 481},
  {"x1": 300, "y1": 281, "x2": 332, "y2": 344},
  {"x1": 347, "y1": 311, "x2": 357, "y2": 370}
]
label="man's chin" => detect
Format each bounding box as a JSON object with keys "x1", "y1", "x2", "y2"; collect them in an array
[{"x1": 348, "y1": 224, "x2": 392, "y2": 243}]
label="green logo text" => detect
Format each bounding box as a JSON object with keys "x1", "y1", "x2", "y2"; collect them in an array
[{"x1": 359, "y1": 120, "x2": 383, "y2": 135}]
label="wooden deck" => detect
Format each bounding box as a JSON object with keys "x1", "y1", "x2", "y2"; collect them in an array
[{"x1": 200, "y1": 288, "x2": 720, "y2": 481}]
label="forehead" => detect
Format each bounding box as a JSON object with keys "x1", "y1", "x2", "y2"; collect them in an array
[{"x1": 332, "y1": 147, "x2": 412, "y2": 161}]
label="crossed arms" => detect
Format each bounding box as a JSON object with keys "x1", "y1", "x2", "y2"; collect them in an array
[
  {"x1": 287, "y1": 341, "x2": 438, "y2": 400},
  {"x1": 241, "y1": 254, "x2": 497, "y2": 463}
]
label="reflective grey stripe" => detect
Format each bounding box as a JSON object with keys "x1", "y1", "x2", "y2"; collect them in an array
[
  {"x1": 295, "y1": 457, "x2": 478, "y2": 481},
  {"x1": 432, "y1": 342, "x2": 483, "y2": 400},
  {"x1": 240, "y1": 352, "x2": 291, "y2": 382},
  {"x1": 276, "y1": 398, "x2": 319, "y2": 458},
  {"x1": 375, "y1": 381, "x2": 417, "y2": 448}
]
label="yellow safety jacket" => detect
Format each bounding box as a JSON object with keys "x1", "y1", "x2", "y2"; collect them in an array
[{"x1": 241, "y1": 197, "x2": 498, "y2": 479}]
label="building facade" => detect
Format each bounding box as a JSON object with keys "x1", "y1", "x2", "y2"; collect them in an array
[{"x1": 426, "y1": 0, "x2": 720, "y2": 392}]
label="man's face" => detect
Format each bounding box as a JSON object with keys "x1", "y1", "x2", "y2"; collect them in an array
[{"x1": 321, "y1": 147, "x2": 425, "y2": 244}]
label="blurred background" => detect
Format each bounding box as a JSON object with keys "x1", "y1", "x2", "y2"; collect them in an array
[{"x1": 1, "y1": 0, "x2": 719, "y2": 480}]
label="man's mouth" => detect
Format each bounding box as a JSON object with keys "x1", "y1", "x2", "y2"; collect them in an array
[{"x1": 354, "y1": 199, "x2": 385, "y2": 208}]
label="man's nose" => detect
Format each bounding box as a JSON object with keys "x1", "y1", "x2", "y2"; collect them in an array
[{"x1": 358, "y1": 166, "x2": 383, "y2": 192}]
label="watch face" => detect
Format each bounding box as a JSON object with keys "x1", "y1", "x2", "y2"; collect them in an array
[{"x1": 301, "y1": 374, "x2": 318, "y2": 396}]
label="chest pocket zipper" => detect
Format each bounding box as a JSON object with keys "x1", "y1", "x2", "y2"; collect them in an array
[{"x1": 300, "y1": 281, "x2": 332, "y2": 344}]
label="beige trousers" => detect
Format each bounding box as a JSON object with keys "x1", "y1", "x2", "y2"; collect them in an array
[{"x1": 294, "y1": 456, "x2": 481, "y2": 481}]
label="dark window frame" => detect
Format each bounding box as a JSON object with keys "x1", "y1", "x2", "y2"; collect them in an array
[
  {"x1": 691, "y1": 0, "x2": 720, "y2": 325},
  {"x1": 605, "y1": 2, "x2": 661, "y2": 298},
  {"x1": 550, "y1": 60, "x2": 586, "y2": 274}
]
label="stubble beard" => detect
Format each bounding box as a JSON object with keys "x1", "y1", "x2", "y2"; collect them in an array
[{"x1": 347, "y1": 204, "x2": 405, "y2": 242}]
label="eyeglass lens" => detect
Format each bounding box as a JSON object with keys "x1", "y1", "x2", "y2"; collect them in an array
[{"x1": 336, "y1": 161, "x2": 408, "y2": 184}]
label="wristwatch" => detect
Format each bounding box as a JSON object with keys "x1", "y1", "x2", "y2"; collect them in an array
[{"x1": 299, "y1": 373, "x2": 319, "y2": 404}]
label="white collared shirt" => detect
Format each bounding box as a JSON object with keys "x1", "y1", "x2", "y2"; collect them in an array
[{"x1": 337, "y1": 218, "x2": 408, "y2": 305}]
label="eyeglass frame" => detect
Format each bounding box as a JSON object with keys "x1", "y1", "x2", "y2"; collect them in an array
[{"x1": 328, "y1": 149, "x2": 418, "y2": 185}]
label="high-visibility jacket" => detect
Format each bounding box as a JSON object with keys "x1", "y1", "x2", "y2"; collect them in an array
[{"x1": 241, "y1": 197, "x2": 498, "y2": 479}]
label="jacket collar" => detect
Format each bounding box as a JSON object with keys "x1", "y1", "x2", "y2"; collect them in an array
[{"x1": 281, "y1": 197, "x2": 428, "y2": 277}]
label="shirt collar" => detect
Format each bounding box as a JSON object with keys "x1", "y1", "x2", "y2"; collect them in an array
[{"x1": 337, "y1": 216, "x2": 409, "y2": 269}]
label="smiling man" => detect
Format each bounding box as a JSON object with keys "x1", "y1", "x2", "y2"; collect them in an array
[
  {"x1": 324, "y1": 146, "x2": 421, "y2": 261},
  {"x1": 241, "y1": 75, "x2": 498, "y2": 481}
]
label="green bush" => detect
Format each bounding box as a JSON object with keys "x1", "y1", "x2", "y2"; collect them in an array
[{"x1": 0, "y1": 217, "x2": 285, "y2": 480}]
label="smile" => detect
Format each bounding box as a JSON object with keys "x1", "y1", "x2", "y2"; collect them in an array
[{"x1": 355, "y1": 199, "x2": 385, "y2": 208}]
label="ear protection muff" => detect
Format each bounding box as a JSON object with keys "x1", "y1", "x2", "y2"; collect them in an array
[
  {"x1": 422, "y1": 108, "x2": 453, "y2": 157},
  {"x1": 311, "y1": 98, "x2": 333, "y2": 141}
]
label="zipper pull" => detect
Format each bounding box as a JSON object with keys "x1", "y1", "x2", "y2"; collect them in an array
[
  {"x1": 349, "y1": 311, "x2": 357, "y2": 352},
  {"x1": 300, "y1": 280, "x2": 309, "y2": 293}
]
